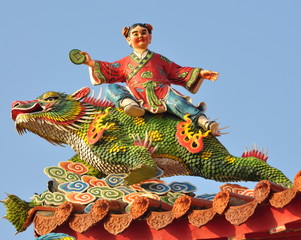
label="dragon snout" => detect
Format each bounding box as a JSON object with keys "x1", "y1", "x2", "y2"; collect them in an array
[
  {"x1": 11, "y1": 100, "x2": 43, "y2": 121},
  {"x1": 12, "y1": 101, "x2": 23, "y2": 108}
]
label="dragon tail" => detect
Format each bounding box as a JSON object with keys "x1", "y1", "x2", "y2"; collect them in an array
[
  {"x1": 234, "y1": 155, "x2": 293, "y2": 188},
  {"x1": 1, "y1": 194, "x2": 32, "y2": 233}
]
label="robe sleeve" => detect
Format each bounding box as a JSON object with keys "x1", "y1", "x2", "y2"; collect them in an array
[
  {"x1": 162, "y1": 56, "x2": 204, "y2": 94},
  {"x1": 89, "y1": 59, "x2": 127, "y2": 86}
]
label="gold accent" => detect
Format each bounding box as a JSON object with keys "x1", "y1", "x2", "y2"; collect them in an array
[
  {"x1": 109, "y1": 145, "x2": 127, "y2": 153},
  {"x1": 201, "y1": 151, "x2": 213, "y2": 160},
  {"x1": 102, "y1": 135, "x2": 118, "y2": 141},
  {"x1": 225, "y1": 156, "x2": 235, "y2": 164},
  {"x1": 133, "y1": 117, "x2": 145, "y2": 125},
  {"x1": 42, "y1": 92, "x2": 59, "y2": 101},
  {"x1": 148, "y1": 130, "x2": 163, "y2": 142}
]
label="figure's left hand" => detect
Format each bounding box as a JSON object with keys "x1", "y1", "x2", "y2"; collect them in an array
[
  {"x1": 200, "y1": 70, "x2": 219, "y2": 81},
  {"x1": 80, "y1": 51, "x2": 94, "y2": 67}
]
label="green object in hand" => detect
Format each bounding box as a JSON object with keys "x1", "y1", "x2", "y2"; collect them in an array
[{"x1": 69, "y1": 49, "x2": 86, "y2": 65}]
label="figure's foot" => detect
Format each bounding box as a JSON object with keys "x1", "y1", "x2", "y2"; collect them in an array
[
  {"x1": 121, "y1": 98, "x2": 145, "y2": 117},
  {"x1": 204, "y1": 121, "x2": 219, "y2": 135},
  {"x1": 196, "y1": 101, "x2": 207, "y2": 113},
  {"x1": 198, "y1": 116, "x2": 219, "y2": 135}
]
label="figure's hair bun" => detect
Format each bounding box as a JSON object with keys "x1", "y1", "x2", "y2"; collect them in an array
[
  {"x1": 122, "y1": 27, "x2": 130, "y2": 38},
  {"x1": 144, "y1": 23, "x2": 153, "y2": 32},
  {"x1": 122, "y1": 23, "x2": 153, "y2": 38}
]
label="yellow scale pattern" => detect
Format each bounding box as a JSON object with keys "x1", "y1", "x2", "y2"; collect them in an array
[
  {"x1": 133, "y1": 117, "x2": 145, "y2": 125},
  {"x1": 148, "y1": 130, "x2": 163, "y2": 142},
  {"x1": 225, "y1": 155, "x2": 236, "y2": 164},
  {"x1": 201, "y1": 151, "x2": 213, "y2": 160},
  {"x1": 109, "y1": 144, "x2": 127, "y2": 153},
  {"x1": 102, "y1": 135, "x2": 118, "y2": 141}
]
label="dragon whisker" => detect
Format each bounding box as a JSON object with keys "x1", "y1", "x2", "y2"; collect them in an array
[
  {"x1": 90, "y1": 89, "x2": 95, "y2": 99},
  {"x1": 97, "y1": 88, "x2": 102, "y2": 100}
]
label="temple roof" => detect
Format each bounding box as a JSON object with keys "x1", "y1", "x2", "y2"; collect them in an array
[{"x1": 27, "y1": 171, "x2": 301, "y2": 240}]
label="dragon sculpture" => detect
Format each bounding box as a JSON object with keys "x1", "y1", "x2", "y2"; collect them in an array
[
  {"x1": 3, "y1": 86, "x2": 293, "y2": 233},
  {"x1": 10, "y1": 86, "x2": 291, "y2": 187}
]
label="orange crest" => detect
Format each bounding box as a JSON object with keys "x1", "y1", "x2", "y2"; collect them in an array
[
  {"x1": 87, "y1": 108, "x2": 114, "y2": 145},
  {"x1": 176, "y1": 115, "x2": 210, "y2": 153}
]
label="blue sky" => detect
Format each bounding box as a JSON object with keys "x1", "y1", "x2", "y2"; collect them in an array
[{"x1": 1, "y1": 1, "x2": 301, "y2": 239}]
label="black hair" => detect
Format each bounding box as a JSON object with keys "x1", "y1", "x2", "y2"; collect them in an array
[{"x1": 126, "y1": 23, "x2": 152, "y2": 37}]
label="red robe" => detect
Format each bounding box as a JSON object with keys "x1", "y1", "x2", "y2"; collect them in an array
[{"x1": 89, "y1": 51, "x2": 203, "y2": 113}]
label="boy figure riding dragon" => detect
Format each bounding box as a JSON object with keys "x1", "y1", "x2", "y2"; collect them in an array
[{"x1": 71, "y1": 23, "x2": 220, "y2": 135}]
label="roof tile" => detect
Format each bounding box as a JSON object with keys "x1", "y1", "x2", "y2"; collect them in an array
[
  {"x1": 27, "y1": 171, "x2": 301, "y2": 239},
  {"x1": 146, "y1": 211, "x2": 174, "y2": 230},
  {"x1": 225, "y1": 200, "x2": 258, "y2": 225},
  {"x1": 188, "y1": 208, "x2": 216, "y2": 227},
  {"x1": 103, "y1": 213, "x2": 132, "y2": 235}
]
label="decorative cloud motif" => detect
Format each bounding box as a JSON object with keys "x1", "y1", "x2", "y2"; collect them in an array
[
  {"x1": 169, "y1": 182, "x2": 197, "y2": 193},
  {"x1": 58, "y1": 180, "x2": 89, "y2": 193},
  {"x1": 59, "y1": 161, "x2": 89, "y2": 175},
  {"x1": 32, "y1": 191, "x2": 66, "y2": 205},
  {"x1": 65, "y1": 192, "x2": 96, "y2": 204}
]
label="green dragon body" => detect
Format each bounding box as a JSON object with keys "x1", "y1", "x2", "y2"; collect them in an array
[{"x1": 11, "y1": 87, "x2": 292, "y2": 186}]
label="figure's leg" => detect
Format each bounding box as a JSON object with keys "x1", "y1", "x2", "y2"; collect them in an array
[
  {"x1": 106, "y1": 84, "x2": 145, "y2": 117},
  {"x1": 197, "y1": 117, "x2": 219, "y2": 135},
  {"x1": 166, "y1": 89, "x2": 219, "y2": 135}
]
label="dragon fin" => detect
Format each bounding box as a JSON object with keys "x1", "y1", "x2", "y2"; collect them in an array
[
  {"x1": 69, "y1": 87, "x2": 90, "y2": 100},
  {"x1": 132, "y1": 133, "x2": 158, "y2": 154},
  {"x1": 82, "y1": 87, "x2": 115, "y2": 108},
  {"x1": 241, "y1": 144, "x2": 268, "y2": 162}
]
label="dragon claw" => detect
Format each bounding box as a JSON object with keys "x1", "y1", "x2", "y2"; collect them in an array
[
  {"x1": 132, "y1": 133, "x2": 158, "y2": 154},
  {"x1": 124, "y1": 165, "x2": 158, "y2": 185}
]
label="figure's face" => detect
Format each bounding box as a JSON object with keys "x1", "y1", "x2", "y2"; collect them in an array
[{"x1": 127, "y1": 26, "x2": 152, "y2": 51}]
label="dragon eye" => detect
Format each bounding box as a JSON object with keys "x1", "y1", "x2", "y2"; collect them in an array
[
  {"x1": 44, "y1": 97, "x2": 59, "y2": 101},
  {"x1": 42, "y1": 92, "x2": 59, "y2": 101}
]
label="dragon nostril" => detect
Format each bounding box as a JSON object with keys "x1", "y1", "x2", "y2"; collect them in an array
[{"x1": 12, "y1": 101, "x2": 21, "y2": 108}]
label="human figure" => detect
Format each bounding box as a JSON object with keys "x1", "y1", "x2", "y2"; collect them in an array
[{"x1": 77, "y1": 23, "x2": 219, "y2": 134}]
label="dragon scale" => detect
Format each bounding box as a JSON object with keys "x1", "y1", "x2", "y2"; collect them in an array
[{"x1": 11, "y1": 87, "x2": 292, "y2": 186}]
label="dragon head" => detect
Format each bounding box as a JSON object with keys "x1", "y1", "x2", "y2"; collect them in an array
[{"x1": 11, "y1": 87, "x2": 93, "y2": 145}]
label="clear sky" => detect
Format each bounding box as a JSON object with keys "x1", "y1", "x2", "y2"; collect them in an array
[{"x1": 1, "y1": 1, "x2": 301, "y2": 239}]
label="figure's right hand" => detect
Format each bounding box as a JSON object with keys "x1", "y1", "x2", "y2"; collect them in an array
[
  {"x1": 200, "y1": 70, "x2": 219, "y2": 82},
  {"x1": 80, "y1": 52, "x2": 94, "y2": 67}
]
